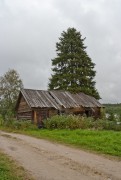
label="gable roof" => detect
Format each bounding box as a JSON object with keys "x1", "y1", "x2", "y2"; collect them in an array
[
  {"x1": 16, "y1": 89, "x2": 102, "y2": 110},
  {"x1": 20, "y1": 89, "x2": 61, "y2": 109},
  {"x1": 50, "y1": 90, "x2": 102, "y2": 108}
]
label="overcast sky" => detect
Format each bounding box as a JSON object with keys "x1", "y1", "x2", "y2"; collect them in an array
[{"x1": 0, "y1": 0, "x2": 121, "y2": 103}]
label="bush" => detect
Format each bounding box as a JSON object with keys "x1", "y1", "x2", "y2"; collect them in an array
[
  {"x1": 2, "y1": 119, "x2": 37, "y2": 130},
  {"x1": 0, "y1": 114, "x2": 4, "y2": 125},
  {"x1": 44, "y1": 115, "x2": 94, "y2": 130},
  {"x1": 44, "y1": 115, "x2": 121, "y2": 131}
]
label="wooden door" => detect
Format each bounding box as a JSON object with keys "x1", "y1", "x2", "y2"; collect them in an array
[{"x1": 36, "y1": 109, "x2": 49, "y2": 126}]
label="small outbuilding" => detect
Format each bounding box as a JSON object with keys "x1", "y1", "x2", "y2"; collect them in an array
[{"x1": 15, "y1": 89, "x2": 103, "y2": 125}]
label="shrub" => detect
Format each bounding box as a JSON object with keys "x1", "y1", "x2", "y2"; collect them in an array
[
  {"x1": 107, "y1": 112, "x2": 115, "y2": 121},
  {"x1": 44, "y1": 115, "x2": 121, "y2": 131},
  {"x1": 0, "y1": 114, "x2": 4, "y2": 125},
  {"x1": 44, "y1": 115, "x2": 94, "y2": 130},
  {"x1": 2, "y1": 119, "x2": 37, "y2": 130}
]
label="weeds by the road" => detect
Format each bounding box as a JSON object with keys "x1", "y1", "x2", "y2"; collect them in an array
[
  {"x1": 0, "y1": 151, "x2": 33, "y2": 180},
  {"x1": 44, "y1": 115, "x2": 121, "y2": 131}
]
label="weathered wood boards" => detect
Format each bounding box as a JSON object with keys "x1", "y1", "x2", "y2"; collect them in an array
[{"x1": 15, "y1": 89, "x2": 103, "y2": 125}]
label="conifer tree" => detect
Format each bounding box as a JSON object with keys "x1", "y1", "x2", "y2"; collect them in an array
[{"x1": 48, "y1": 28, "x2": 100, "y2": 99}]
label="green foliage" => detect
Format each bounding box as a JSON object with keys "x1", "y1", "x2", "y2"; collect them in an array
[
  {"x1": 104, "y1": 104, "x2": 121, "y2": 122},
  {"x1": 100, "y1": 107, "x2": 106, "y2": 119},
  {"x1": 107, "y1": 112, "x2": 115, "y2": 121},
  {"x1": 48, "y1": 27, "x2": 100, "y2": 99},
  {"x1": 92, "y1": 119, "x2": 121, "y2": 131},
  {"x1": 0, "y1": 69, "x2": 23, "y2": 120},
  {"x1": 44, "y1": 115, "x2": 121, "y2": 131},
  {"x1": 0, "y1": 114, "x2": 4, "y2": 125},
  {"x1": 2, "y1": 120, "x2": 37, "y2": 131},
  {"x1": 104, "y1": 103, "x2": 121, "y2": 115},
  {"x1": 44, "y1": 115, "x2": 91, "y2": 129}
]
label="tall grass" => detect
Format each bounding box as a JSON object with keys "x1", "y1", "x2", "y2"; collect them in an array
[
  {"x1": 1, "y1": 119, "x2": 37, "y2": 131},
  {"x1": 44, "y1": 115, "x2": 93, "y2": 129},
  {"x1": 0, "y1": 115, "x2": 4, "y2": 125},
  {"x1": 44, "y1": 115, "x2": 121, "y2": 131}
]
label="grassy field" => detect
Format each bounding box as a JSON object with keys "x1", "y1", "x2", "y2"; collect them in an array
[
  {"x1": 0, "y1": 151, "x2": 32, "y2": 180},
  {"x1": 1, "y1": 128, "x2": 120, "y2": 157}
]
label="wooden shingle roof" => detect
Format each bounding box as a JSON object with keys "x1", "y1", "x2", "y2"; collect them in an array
[
  {"x1": 17, "y1": 89, "x2": 102, "y2": 109},
  {"x1": 21, "y1": 89, "x2": 60, "y2": 109},
  {"x1": 50, "y1": 90, "x2": 102, "y2": 108}
]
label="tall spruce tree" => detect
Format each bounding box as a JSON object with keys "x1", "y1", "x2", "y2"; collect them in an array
[{"x1": 48, "y1": 28, "x2": 100, "y2": 99}]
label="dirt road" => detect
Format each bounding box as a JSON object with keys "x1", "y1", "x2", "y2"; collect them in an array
[{"x1": 0, "y1": 131, "x2": 121, "y2": 180}]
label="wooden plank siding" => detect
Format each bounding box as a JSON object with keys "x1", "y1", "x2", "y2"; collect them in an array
[
  {"x1": 17, "y1": 96, "x2": 31, "y2": 113},
  {"x1": 17, "y1": 96, "x2": 32, "y2": 120},
  {"x1": 64, "y1": 106, "x2": 85, "y2": 115},
  {"x1": 17, "y1": 111, "x2": 32, "y2": 120},
  {"x1": 49, "y1": 108, "x2": 58, "y2": 117}
]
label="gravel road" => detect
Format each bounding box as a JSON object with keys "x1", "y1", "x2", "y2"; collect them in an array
[{"x1": 0, "y1": 130, "x2": 121, "y2": 180}]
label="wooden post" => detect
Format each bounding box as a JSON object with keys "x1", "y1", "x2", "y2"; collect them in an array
[{"x1": 34, "y1": 111, "x2": 37, "y2": 124}]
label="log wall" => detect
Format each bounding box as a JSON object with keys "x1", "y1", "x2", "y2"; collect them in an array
[
  {"x1": 17, "y1": 96, "x2": 32, "y2": 120},
  {"x1": 93, "y1": 107, "x2": 101, "y2": 118},
  {"x1": 64, "y1": 107, "x2": 85, "y2": 115},
  {"x1": 17, "y1": 111, "x2": 32, "y2": 120},
  {"x1": 18, "y1": 96, "x2": 31, "y2": 113},
  {"x1": 16, "y1": 94, "x2": 101, "y2": 122},
  {"x1": 49, "y1": 108, "x2": 58, "y2": 117}
]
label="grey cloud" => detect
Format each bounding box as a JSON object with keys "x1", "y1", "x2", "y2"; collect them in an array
[{"x1": 0, "y1": 0, "x2": 121, "y2": 103}]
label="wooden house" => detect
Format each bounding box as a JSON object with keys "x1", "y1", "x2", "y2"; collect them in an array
[{"x1": 15, "y1": 89, "x2": 103, "y2": 125}]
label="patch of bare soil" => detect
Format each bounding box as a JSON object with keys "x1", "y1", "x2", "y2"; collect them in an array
[{"x1": 0, "y1": 130, "x2": 121, "y2": 180}]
